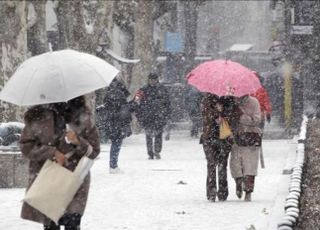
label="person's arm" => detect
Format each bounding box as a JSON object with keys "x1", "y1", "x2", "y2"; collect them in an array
[
  {"x1": 19, "y1": 120, "x2": 56, "y2": 160},
  {"x1": 66, "y1": 116, "x2": 100, "y2": 160}
]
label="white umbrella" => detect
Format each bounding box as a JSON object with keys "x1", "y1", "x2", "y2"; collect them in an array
[{"x1": 0, "y1": 49, "x2": 119, "y2": 106}]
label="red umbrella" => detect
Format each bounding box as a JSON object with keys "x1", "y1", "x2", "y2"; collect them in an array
[{"x1": 186, "y1": 59, "x2": 261, "y2": 97}]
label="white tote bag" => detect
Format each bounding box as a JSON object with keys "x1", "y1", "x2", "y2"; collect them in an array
[{"x1": 23, "y1": 156, "x2": 94, "y2": 224}]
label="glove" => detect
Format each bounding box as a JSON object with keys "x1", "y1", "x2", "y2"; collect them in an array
[{"x1": 266, "y1": 114, "x2": 271, "y2": 123}]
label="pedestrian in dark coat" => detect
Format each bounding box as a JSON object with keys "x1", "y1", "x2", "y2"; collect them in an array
[
  {"x1": 184, "y1": 85, "x2": 203, "y2": 138},
  {"x1": 20, "y1": 96, "x2": 100, "y2": 230},
  {"x1": 201, "y1": 93, "x2": 240, "y2": 202},
  {"x1": 135, "y1": 73, "x2": 171, "y2": 159},
  {"x1": 102, "y1": 78, "x2": 134, "y2": 173}
]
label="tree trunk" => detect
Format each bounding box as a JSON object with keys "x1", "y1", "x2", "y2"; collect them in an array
[
  {"x1": 183, "y1": 1, "x2": 198, "y2": 75},
  {"x1": 55, "y1": 0, "x2": 113, "y2": 54},
  {"x1": 27, "y1": 0, "x2": 47, "y2": 55},
  {"x1": 0, "y1": 1, "x2": 28, "y2": 122},
  {"x1": 130, "y1": 0, "x2": 155, "y2": 94}
]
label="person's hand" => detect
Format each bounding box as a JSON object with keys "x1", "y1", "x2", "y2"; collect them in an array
[
  {"x1": 216, "y1": 103, "x2": 223, "y2": 112},
  {"x1": 65, "y1": 130, "x2": 80, "y2": 145},
  {"x1": 54, "y1": 150, "x2": 65, "y2": 165},
  {"x1": 266, "y1": 114, "x2": 271, "y2": 123}
]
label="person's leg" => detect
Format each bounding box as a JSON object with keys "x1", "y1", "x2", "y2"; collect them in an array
[
  {"x1": 109, "y1": 138, "x2": 123, "y2": 169},
  {"x1": 241, "y1": 146, "x2": 259, "y2": 201},
  {"x1": 203, "y1": 140, "x2": 218, "y2": 201},
  {"x1": 60, "y1": 213, "x2": 81, "y2": 230},
  {"x1": 230, "y1": 144, "x2": 245, "y2": 198},
  {"x1": 145, "y1": 129, "x2": 154, "y2": 159},
  {"x1": 235, "y1": 177, "x2": 244, "y2": 199},
  {"x1": 154, "y1": 129, "x2": 163, "y2": 159},
  {"x1": 244, "y1": 175, "x2": 255, "y2": 202},
  {"x1": 217, "y1": 141, "x2": 231, "y2": 201}
]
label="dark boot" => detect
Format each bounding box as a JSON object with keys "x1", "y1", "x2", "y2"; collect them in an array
[
  {"x1": 60, "y1": 213, "x2": 81, "y2": 230},
  {"x1": 44, "y1": 222, "x2": 60, "y2": 230},
  {"x1": 244, "y1": 192, "x2": 252, "y2": 202},
  {"x1": 244, "y1": 175, "x2": 255, "y2": 193},
  {"x1": 235, "y1": 177, "x2": 243, "y2": 199},
  {"x1": 154, "y1": 152, "x2": 161, "y2": 160},
  {"x1": 148, "y1": 151, "x2": 154, "y2": 159}
]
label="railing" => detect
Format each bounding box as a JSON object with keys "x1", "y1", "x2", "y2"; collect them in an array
[{"x1": 277, "y1": 115, "x2": 307, "y2": 229}]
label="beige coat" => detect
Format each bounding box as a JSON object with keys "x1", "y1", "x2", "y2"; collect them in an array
[
  {"x1": 20, "y1": 105, "x2": 100, "y2": 225},
  {"x1": 230, "y1": 96, "x2": 261, "y2": 178}
]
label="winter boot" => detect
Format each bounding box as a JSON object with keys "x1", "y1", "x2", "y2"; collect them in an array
[
  {"x1": 60, "y1": 213, "x2": 81, "y2": 230},
  {"x1": 154, "y1": 152, "x2": 161, "y2": 160},
  {"x1": 44, "y1": 222, "x2": 60, "y2": 230},
  {"x1": 148, "y1": 151, "x2": 154, "y2": 160},
  {"x1": 243, "y1": 175, "x2": 255, "y2": 193},
  {"x1": 235, "y1": 177, "x2": 243, "y2": 199},
  {"x1": 244, "y1": 192, "x2": 252, "y2": 202},
  {"x1": 217, "y1": 190, "x2": 228, "y2": 201}
]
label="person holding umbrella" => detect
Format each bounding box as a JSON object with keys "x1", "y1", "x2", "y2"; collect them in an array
[
  {"x1": 201, "y1": 93, "x2": 240, "y2": 202},
  {"x1": 20, "y1": 96, "x2": 100, "y2": 229},
  {"x1": 0, "y1": 49, "x2": 119, "y2": 229},
  {"x1": 186, "y1": 59, "x2": 263, "y2": 201},
  {"x1": 230, "y1": 95, "x2": 262, "y2": 202}
]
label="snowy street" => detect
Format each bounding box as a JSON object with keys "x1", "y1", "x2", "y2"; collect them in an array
[{"x1": 1, "y1": 130, "x2": 297, "y2": 230}]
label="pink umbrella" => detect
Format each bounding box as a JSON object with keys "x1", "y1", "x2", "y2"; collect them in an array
[{"x1": 186, "y1": 59, "x2": 261, "y2": 97}]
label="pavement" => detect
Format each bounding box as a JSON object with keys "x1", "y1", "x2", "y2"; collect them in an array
[{"x1": 0, "y1": 121, "x2": 298, "y2": 230}]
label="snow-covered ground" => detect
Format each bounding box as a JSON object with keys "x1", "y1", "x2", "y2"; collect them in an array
[{"x1": 0, "y1": 130, "x2": 297, "y2": 230}]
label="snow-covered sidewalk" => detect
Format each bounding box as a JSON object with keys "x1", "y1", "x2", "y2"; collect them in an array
[{"x1": 0, "y1": 131, "x2": 297, "y2": 230}]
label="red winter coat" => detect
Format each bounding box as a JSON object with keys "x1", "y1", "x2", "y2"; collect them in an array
[{"x1": 251, "y1": 87, "x2": 272, "y2": 120}]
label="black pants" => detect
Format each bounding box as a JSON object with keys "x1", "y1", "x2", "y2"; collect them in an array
[
  {"x1": 190, "y1": 117, "x2": 202, "y2": 137},
  {"x1": 44, "y1": 213, "x2": 81, "y2": 230},
  {"x1": 203, "y1": 138, "x2": 232, "y2": 200},
  {"x1": 145, "y1": 128, "x2": 163, "y2": 158}
]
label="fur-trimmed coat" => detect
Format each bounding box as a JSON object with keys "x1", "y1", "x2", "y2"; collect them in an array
[{"x1": 20, "y1": 104, "x2": 100, "y2": 225}]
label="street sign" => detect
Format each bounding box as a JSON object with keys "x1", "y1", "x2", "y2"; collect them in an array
[
  {"x1": 165, "y1": 32, "x2": 184, "y2": 53},
  {"x1": 291, "y1": 25, "x2": 313, "y2": 35}
]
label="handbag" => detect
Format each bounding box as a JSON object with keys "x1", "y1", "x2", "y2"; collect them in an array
[
  {"x1": 219, "y1": 118, "x2": 232, "y2": 139},
  {"x1": 235, "y1": 132, "x2": 262, "y2": 146},
  {"x1": 23, "y1": 155, "x2": 94, "y2": 224}
]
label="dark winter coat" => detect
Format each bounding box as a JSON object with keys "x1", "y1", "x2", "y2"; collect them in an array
[
  {"x1": 184, "y1": 86, "x2": 202, "y2": 119},
  {"x1": 136, "y1": 83, "x2": 171, "y2": 130},
  {"x1": 102, "y1": 79, "x2": 133, "y2": 141},
  {"x1": 201, "y1": 94, "x2": 240, "y2": 143},
  {"x1": 20, "y1": 103, "x2": 100, "y2": 225}
]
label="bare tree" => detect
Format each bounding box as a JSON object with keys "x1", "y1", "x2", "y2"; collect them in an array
[
  {"x1": 27, "y1": 0, "x2": 47, "y2": 55},
  {"x1": 54, "y1": 0, "x2": 114, "y2": 54},
  {"x1": 0, "y1": 1, "x2": 28, "y2": 122},
  {"x1": 130, "y1": 0, "x2": 155, "y2": 94}
]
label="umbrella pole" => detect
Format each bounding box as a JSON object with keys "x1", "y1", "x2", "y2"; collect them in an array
[{"x1": 260, "y1": 145, "x2": 265, "y2": 168}]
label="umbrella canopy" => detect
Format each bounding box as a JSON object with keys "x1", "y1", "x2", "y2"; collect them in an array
[
  {"x1": 0, "y1": 49, "x2": 119, "y2": 106},
  {"x1": 186, "y1": 59, "x2": 261, "y2": 97}
]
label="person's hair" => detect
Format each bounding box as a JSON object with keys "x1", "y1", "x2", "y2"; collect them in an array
[
  {"x1": 148, "y1": 73, "x2": 159, "y2": 80},
  {"x1": 64, "y1": 96, "x2": 87, "y2": 123}
]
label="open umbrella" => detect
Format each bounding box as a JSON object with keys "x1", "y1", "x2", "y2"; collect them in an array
[
  {"x1": 0, "y1": 49, "x2": 119, "y2": 106},
  {"x1": 186, "y1": 59, "x2": 261, "y2": 97}
]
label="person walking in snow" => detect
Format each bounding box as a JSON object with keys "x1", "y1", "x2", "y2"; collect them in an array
[
  {"x1": 184, "y1": 85, "x2": 203, "y2": 138},
  {"x1": 250, "y1": 72, "x2": 272, "y2": 130},
  {"x1": 200, "y1": 93, "x2": 240, "y2": 202},
  {"x1": 20, "y1": 95, "x2": 100, "y2": 230},
  {"x1": 135, "y1": 73, "x2": 171, "y2": 160},
  {"x1": 102, "y1": 77, "x2": 135, "y2": 174},
  {"x1": 230, "y1": 95, "x2": 262, "y2": 202}
]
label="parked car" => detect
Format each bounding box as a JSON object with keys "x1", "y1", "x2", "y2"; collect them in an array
[{"x1": 0, "y1": 122, "x2": 24, "y2": 146}]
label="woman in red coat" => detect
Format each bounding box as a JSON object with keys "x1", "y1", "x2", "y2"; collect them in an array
[{"x1": 251, "y1": 72, "x2": 272, "y2": 129}]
